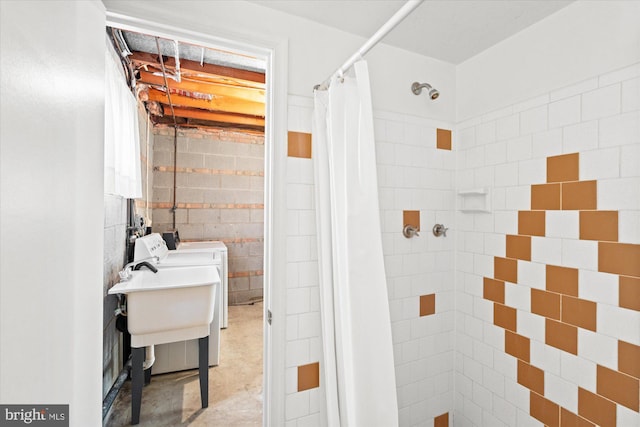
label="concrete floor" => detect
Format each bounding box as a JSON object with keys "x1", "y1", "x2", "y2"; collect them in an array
[{"x1": 106, "y1": 302, "x2": 263, "y2": 427}]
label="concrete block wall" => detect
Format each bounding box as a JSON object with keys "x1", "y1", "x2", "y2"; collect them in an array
[
  {"x1": 151, "y1": 126, "x2": 265, "y2": 305},
  {"x1": 102, "y1": 194, "x2": 127, "y2": 398}
]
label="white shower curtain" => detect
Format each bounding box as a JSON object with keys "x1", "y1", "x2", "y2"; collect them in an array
[{"x1": 313, "y1": 60, "x2": 398, "y2": 427}]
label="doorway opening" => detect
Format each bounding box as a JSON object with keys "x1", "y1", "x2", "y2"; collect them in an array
[{"x1": 102, "y1": 15, "x2": 281, "y2": 426}]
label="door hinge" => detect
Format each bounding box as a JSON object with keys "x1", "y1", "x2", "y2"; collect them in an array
[{"x1": 267, "y1": 309, "x2": 273, "y2": 325}]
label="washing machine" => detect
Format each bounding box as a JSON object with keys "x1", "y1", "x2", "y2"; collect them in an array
[
  {"x1": 174, "y1": 241, "x2": 229, "y2": 328},
  {"x1": 133, "y1": 234, "x2": 224, "y2": 374}
]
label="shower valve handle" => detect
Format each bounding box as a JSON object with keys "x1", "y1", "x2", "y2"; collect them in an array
[
  {"x1": 403, "y1": 225, "x2": 419, "y2": 238},
  {"x1": 432, "y1": 224, "x2": 448, "y2": 237}
]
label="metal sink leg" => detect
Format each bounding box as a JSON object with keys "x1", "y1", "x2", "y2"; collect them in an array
[
  {"x1": 199, "y1": 336, "x2": 209, "y2": 408},
  {"x1": 131, "y1": 347, "x2": 144, "y2": 425}
]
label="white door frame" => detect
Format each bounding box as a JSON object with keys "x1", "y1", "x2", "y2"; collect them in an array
[{"x1": 105, "y1": 12, "x2": 289, "y2": 426}]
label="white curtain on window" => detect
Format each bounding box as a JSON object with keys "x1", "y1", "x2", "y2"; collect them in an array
[
  {"x1": 104, "y1": 42, "x2": 142, "y2": 198},
  {"x1": 313, "y1": 60, "x2": 398, "y2": 426}
]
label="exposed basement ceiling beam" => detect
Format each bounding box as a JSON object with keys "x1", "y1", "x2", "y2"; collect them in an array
[
  {"x1": 138, "y1": 71, "x2": 265, "y2": 104},
  {"x1": 129, "y1": 51, "x2": 265, "y2": 85},
  {"x1": 146, "y1": 87, "x2": 265, "y2": 117},
  {"x1": 168, "y1": 107, "x2": 265, "y2": 127}
]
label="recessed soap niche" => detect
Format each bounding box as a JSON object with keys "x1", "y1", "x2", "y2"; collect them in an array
[{"x1": 457, "y1": 188, "x2": 491, "y2": 213}]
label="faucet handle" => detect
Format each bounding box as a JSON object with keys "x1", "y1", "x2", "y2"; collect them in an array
[
  {"x1": 119, "y1": 269, "x2": 131, "y2": 281},
  {"x1": 403, "y1": 225, "x2": 420, "y2": 238},
  {"x1": 432, "y1": 224, "x2": 448, "y2": 237}
]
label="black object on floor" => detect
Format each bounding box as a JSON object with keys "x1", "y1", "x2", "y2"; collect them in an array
[
  {"x1": 130, "y1": 347, "x2": 143, "y2": 425},
  {"x1": 130, "y1": 336, "x2": 209, "y2": 425},
  {"x1": 199, "y1": 336, "x2": 209, "y2": 408}
]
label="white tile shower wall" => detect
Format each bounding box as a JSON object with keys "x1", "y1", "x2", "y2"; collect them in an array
[
  {"x1": 284, "y1": 95, "x2": 456, "y2": 426},
  {"x1": 375, "y1": 110, "x2": 455, "y2": 426},
  {"x1": 285, "y1": 95, "x2": 323, "y2": 427},
  {"x1": 454, "y1": 62, "x2": 640, "y2": 426}
]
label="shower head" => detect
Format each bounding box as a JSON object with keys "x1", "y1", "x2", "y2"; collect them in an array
[{"x1": 411, "y1": 82, "x2": 439, "y2": 100}]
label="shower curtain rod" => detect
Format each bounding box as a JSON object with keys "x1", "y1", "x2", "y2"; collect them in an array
[{"x1": 315, "y1": 0, "x2": 424, "y2": 90}]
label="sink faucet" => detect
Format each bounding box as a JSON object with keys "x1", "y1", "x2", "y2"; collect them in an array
[{"x1": 119, "y1": 256, "x2": 160, "y2": 281}]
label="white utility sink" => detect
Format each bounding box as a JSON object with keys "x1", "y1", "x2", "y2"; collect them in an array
[
  {"x1": 132, "y1": 233, "x2": 226, "y2": 371},
  {"x1": 108, "y1": 266, "x2": 219, "y2": 348}
]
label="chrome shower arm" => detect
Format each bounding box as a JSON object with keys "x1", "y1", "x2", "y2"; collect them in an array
[{"x1": 411, "y1": 82, "x2": 440, "y2": 100}]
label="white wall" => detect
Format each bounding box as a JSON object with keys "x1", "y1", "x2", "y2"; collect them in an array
[
  {"x1": 102, "y1": 0, "x2": 456, "y2": 123},
  {"x1": 454, "y1": 1, "x2": 640, "y2": 426},
  {"x1": 457, "y1": 1, "x2": 640, "y2": 121},
  {"x1": 0, "y1": 1, "x2": 105, "y2": 426}
]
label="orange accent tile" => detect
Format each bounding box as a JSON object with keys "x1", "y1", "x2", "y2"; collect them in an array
[
  {"x1": 494, "y1": 303, "x2": 517, "y2": 332},
  {"x1": 506, "y1": 234, "x2": 531, "y2": 261},
  {"x1": 545, "y1": 318, "x2": 578, "y2": 354},
  {"x1": 596, "y1": 364, "x2": 640, "y2": 411},
  {"x1": 505, "y1": 330, "x2": 530, "y2": 363},
  {"x1": 578, "y1": 387, "x2": 617, "y2": 427},
  {"x1": 562, "y1": 180, "x2": 597, "y2": 210},
  {"x1": 434, "y1": 412, "x2": 449, "y2": 427},
  {"x1": 518, "y1": 360, "x2": 545, "y2": 394},
  {"x1": 403, "y1": 210, "x2": 420, "y2": 231},
  {"x1": 420, "y1": 294, "x2": 436, "y2": 317},
  {"x1": 530, "y1": 391, "x2": 560, "y2": 427},
  {"x1": 531, "y1": 289, "x2": 561, "y2": 320},
  {"x1": 287, "y1": 131, "x2": 312, "y2": 158},
  {"x1": 546, "y1": 265, "x2": 579, "y2": 296},
  {"x1": 531, "y1": 183, "x2": 561, "y2": 210},
  {"x1": 579, "y1": 211, "x2": 618, "y2": 242},
  {"x1": 547, "y1": 153, "x2": 579, "y2": 183},
  {"x1": 518, "y1": 210, "x2": 546, "y2": 236},
  {"x1": 620, "y1": 276, "x2": 640, "y2": 311},
  {"x1": 619, "y1": 340, "x2": 640, "y2": 379},
  {"x1": 599, "y1": 242, "x2": 640, "y2": 278},
  {"x1": 436, "y1": 128, "x2": 452, "y2": 150},
  {"x1": 483, "y1": 277, "x2": 505, "y2": 304},
  {"x1": 560, "y1": 408, "x2": 596, "y2": 427},
  {"x1": 297, "y1": 362, "x2": 320, "y2": 391},
  {"x1": 494, "y1": 256, "x2": 518, "y2": 283},
  {"x1": 561, "y1": 296, "x2": 597, "y2": 331}
]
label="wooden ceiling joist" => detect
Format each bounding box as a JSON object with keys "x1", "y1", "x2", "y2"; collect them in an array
[
  {"x1": 168, "y1": 107, "x2": 265, "y2": 127},
  {"x1": 129, "y1": 51, "x2": 265, "y2": 85},
  {"x1": 138, "y1": 71, "x2": 265, "y2": 104},
  {"x1": 152, "y1": 115, "x2": 263, "y2": 131},
  {"x1": 126, "y1": 47, "x2": 266, "y2": 130},
  {"x1": 146, "y1": 87, "x2": 265, "y2": 117}
]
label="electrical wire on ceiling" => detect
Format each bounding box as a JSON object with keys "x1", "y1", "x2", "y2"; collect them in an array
[
  {"x1": 155, "y1": 37, "x2": 179, "y2": 229},
  {"x1": 173, "y1": 40, "x2": 181, "y2": 83},
  {"x1": 109, "y1": 28, "x2": 136, "y2": 90},
  {"x1": 155, "y1": 37, "x2": 178, "y2": 127},
  {"x1": 145, "y1": 110, "x2": 151, "y2": 225}
]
